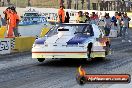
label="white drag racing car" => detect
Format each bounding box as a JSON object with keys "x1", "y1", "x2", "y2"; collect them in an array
[{"x1": 32, "y1": 23, "x2": 110, "y2": 62}]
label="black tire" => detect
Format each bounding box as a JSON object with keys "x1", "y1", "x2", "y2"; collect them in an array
[
  {"x1": 76, "y1": 75, "x2": 87, "y2": 85},
  {"x1": 37, "y1": 58, "x2": 45, "y2": 62}
]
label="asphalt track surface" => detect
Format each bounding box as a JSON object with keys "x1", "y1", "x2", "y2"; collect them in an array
[{"x1": 0, "y1": 30, "x2": 132, "y2": 88}]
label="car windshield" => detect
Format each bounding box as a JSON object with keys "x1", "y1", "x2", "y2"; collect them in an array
[
  {"x1": 45, "y1": 24, "x2": 94, "y2": 37},
  {"x1": 75, "y1": 25, "x2": 94, "y2": 36},
  {"x1": 45, "y1": 24, "x2": 59, "y2": 37},
  {"x1": 24, "y1": 13, "x2": 39, "y2": 17}
]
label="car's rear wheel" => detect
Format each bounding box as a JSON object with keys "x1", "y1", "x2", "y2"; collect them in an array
[
  {"x1": 76, "y1": 75, "x2": 87, "y2": 85},
  {"x1": 37, "y1": 58, "x2": 45, "y2": 62}
]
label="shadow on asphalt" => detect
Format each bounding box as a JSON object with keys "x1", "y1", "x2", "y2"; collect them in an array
[{"x1": 37, "y1": 58, "x2": 110, "y2": 67}]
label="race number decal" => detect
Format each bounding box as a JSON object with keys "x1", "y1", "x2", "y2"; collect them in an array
[{"x1": 0, "y1": 38, "x2": 11, "y2": 54}]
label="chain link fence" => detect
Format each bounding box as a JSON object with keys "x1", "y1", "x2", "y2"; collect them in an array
[{"x1": 0, "y1": 0, "x2": 132, "y2": 12}]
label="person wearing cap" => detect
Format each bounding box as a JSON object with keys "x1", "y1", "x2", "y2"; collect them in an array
[
  {"x1": 121, "y1": 13, "x2": 131, "y2": 42},
  {"x1": 58, "y1": 6, "x2": 65, "y2": 23}
]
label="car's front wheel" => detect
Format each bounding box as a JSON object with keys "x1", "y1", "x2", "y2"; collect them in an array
[{"x1": 37, "y1": 58, "x2": 45, "y2": 62}]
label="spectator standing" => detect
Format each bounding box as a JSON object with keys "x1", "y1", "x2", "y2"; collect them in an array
[
  {"x1": 84, "y1": 12, "x2": 90, "y2": 23},
  {"x1": 86, "y1": 0, "x2": 90, "y2": 10},
  {"x1": 0, "y1": 15, "x2": 2, "y2": 27},
  {"x1": 1, "y1": 0, "x2": 4, "y2": 7},
  {"x1": 6, "y1": 7, "x2": 15, "y2": 38},
  {"x1": 6, "y1": 6, "x2": 19, "y2": 38},
  {"x1": 103, "y1": 13, "x2": 112, "y2": 36},
  {"x1": 76, "y1": 11, "x2": 86, "y2": 23},
  {"x1": 81, "y1": 0, "x2": 84, "y2": 9},
  {"x1": 74, "y1": 0, "x2": 78, "y2": 10},
  {"x1": 126, "y1": 0, "x2": 131, "y2": 12},
  {"x1": 3, "y1": 7, "x2": 11, "y2": 35},
  {"x1": 104, "y1": 0, "x2": 108, "y2": 11},
  {"x1": 14, "y1": 11, "x2": 20, "y2": 37},
  {"x1": 111, "y1": 17, "x2": 118, "y2": 31},
  {"x1": 58, "y1": 6, "x2": 65, "y2": 23},
  {"x1": 28, "y1": 0, "x2": 31, "y2": 6},
  {"x1": 67, "y1": 0, "x2": 72, "y2": 9},
  {"x1": 0, "y1": 15, "x2": 5, "y2": 27},
  {"x1": 108, "y1": 1, "x2": 112, "y2": 11},
  {"x1": 91, "y1": 0, "x2": 98, "y2": 10},
  {"x1": 131, "y1": 0, "x2": 132, "y2": 11},
  {"x1": 116, "y1": 12, "x2": 122, "y2": 37},
  {"x1": 119, "y1": 12, "x2": 125, "y2": 36},
  {"x1": 7, "y1": 0, "x2": 10, "y2": 6},
  {"x1": 121, "y1": 13, "x2": 131, "y2": 42},
  {"x1": 121, "y1": 0, "x2": 126, "y2": 12},
  {"x1": 59, "y1": 0, "x2": 64, "y2": 7},
  {"x1": 0, "y1": 0, "x2": 1, "y2": 6},
  {"x1": 90, "y1": 12, "x2": 99, "y2": 24},
  {"x1": 100, "y1": 0, "x2": 104, "y2": 11},
  {"x1": 115, "y1": 0, "x2": 119, "y2": 11},
  {"x1": 111, "y1": 12, "x2": 118, "y2": 32},
  {"x1": 112, "y1": 12, "x2": 118, "y2": 24},
  {"x1": 65, "y1": 12, "x2": 70, "y2": 23},
  {"x1": 3, "y1": 7, "x2": 10, "y2": 24}
]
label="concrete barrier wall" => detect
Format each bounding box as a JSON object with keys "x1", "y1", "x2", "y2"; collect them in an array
[
  {"x1": 0, "y1": 37, "x2": 35, "y2": 54},
  {"x1": 40, "y1": 28, "x2": 50, "y2": 37},
  {"x1": 13, "y1": 37, "x2": 35, "y2": 52},
  {"x1": 0, "y1": 26, "x2": 6, "y2": 38},
  {"x1": 127, "y1": 12, "x2": 132, "y2": 28},
  {"x1": 0, "y1": 38, "x2": 12, "y2": 54}
]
